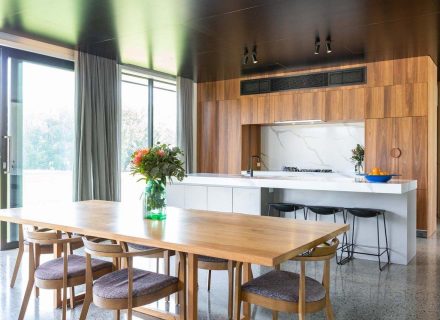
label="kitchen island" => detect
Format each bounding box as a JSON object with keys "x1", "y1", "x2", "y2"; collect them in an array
[{"x1": 167, "y1": 172, "x2": 417, "y2": 265}]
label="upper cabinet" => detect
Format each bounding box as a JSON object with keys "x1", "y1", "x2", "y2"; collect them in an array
[
  {"x1": 240, "y1": 95, "x2": 272, "y2": 125},
  {"x1": 365, "y1": 83, "x2": 427, "y2": 118},
  {"x1": 325, "y1": 88, "x2": 365, "y2": 121},
  {"x1": 296, "y1": 91, "x2": 325, "y2": 120}
]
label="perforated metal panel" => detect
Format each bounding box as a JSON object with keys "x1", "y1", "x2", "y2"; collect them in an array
[{"x1": 240, "y1": 67, "x2": 366, "y2": 95}]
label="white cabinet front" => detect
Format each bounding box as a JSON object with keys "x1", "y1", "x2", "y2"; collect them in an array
[
  {"x1": 184, "y1": 185, "x2": 208, "y2": 210},
  {"x1": 207, "y1": 187, "x2": 233, "y2": 212}
]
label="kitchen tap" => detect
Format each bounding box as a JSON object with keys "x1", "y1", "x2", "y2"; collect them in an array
[{"x1": 248, "y1": 155, "x2": 261, "y2": 177}]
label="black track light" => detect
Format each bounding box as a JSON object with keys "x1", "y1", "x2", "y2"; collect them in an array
[
  {"x1": 242, "y1": 47, "x2": 249, "y2": 65},
  {"x1": 326, "y1": 39, "x2": 332, "y2": 53},
  {"x1": 251, "y1": 46, "x2": 258, "y2": 64},
  {"x1": 314, "y1": 38, "x2": 320, "y2": 55}
]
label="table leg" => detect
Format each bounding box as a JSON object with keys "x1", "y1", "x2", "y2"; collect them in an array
[
  {"x1": 187, "y1": 253, "x2": 198, "y2": 320},
  {"x1": 242, "y1": 263, "x2": 252, "y2": 319}
]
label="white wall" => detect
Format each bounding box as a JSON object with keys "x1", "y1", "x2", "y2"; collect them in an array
[{"x1": 261, "y1": 122, "x2": 364, "y2": 174}]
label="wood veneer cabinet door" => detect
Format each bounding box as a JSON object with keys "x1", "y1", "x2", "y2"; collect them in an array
[
  {"x1": 296, "y1": 91, "x2": 325, "y2": 120},
  {"x1": 394, "y1": 116, "x2": 427, "y2": 189},
  {"x1": 271, "y1": 93, "x2": 296, "y2": 122},
  {"x1": 218, "y1": 100, "x2": 241, "y2": 174},
  {"x1": 324, "y1": 90, "x2": 343, "y2": 121},
  {"x1": 390, "y1": 83, "x2": 427, "y2": 117},
  {"x1": 366, "y1": 117, "x2": 427, "y2": 187},
  {"x1": 365, "y1": 118, "x2": 396, "y2": 173},
  {"x1": 342, "y1": 87, "x2": 365, "y2": 120},
  {"x1": 197, "y1": 101, "x2": 218, "y2": 173},
  {"x1": 240, "y1": 95, "x2": 272, "y2": 124}
]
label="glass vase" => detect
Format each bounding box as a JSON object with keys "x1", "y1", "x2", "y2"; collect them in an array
[
  {"x1": 143, "y1": 180, "x2": 167, "y2": 220},
  {"x1": 355, "y1": 162, "x2": 364, "y2": 174}
]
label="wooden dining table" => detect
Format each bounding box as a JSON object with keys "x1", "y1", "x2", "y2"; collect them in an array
[{"x1": 0, "y1": 200, "x2": 349, "y2": 320}]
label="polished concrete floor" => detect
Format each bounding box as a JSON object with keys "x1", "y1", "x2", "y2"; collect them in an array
[{"x1": 1, "y1": 233, "x2": 439, "y2": 320}]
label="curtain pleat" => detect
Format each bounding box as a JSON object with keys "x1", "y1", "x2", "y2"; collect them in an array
[
  {"x1": 74, "y1": 52, "x2": 121, "y2": 201},
  {"x1": 177, "y1": 76, "x2": 194, "y2": 173}
]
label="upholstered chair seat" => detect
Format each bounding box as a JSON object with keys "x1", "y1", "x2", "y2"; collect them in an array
[
  {"x1": 198, "y1": 255, "x2": 228, "y2": 263},
  {"x1": 35, "y1": 254, "x2": 112, "y2": 281},
  {"x1": 93, "y1": 268, "x2": 178, "y2": 300},
  {"x1": 242, "y1": 270, "x2": 326, "y2": 303}
]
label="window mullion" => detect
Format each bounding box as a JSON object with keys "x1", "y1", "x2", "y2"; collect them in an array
[{"x1": 148, "y1": 78, "x2": 154, "y2": 147}]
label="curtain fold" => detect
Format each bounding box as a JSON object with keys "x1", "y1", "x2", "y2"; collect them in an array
[
  {"x1": 73, "y1": 52, "x2": 121, "y2": 201},
  {"x1": 177, "y1": 76, "x2": 194, "y2": 173}
]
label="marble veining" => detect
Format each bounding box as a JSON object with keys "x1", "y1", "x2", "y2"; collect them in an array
[{"x1": 261, "y1": 122, "x2": 365, "y2": 174}]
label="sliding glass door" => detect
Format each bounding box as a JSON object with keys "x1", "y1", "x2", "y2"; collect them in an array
[{"x1": 0, "y1": 47, "x2": 74, "y2": 250}]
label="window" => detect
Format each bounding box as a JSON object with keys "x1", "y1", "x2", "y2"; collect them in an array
[{"x1": 120, "y1": 68, "x2": 177, "y2": 203}]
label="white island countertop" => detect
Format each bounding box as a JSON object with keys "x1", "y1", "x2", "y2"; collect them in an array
[{"x1": 173, "y1": 172, "x2": 417, "y2": 195}]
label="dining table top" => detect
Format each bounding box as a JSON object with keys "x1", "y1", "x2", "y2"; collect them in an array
[{"x1": 0, "y1": 200, "x2": 349, "y2": 266}]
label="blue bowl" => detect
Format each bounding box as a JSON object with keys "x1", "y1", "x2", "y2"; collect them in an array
[{"x1": 360, "y1": 174, "x2": 399, "y2": 183}]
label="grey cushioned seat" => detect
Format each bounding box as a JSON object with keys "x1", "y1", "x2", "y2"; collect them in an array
[
  {"x1": 198, "y1": 255, "x2": 228, "y2": 263},
  {"x1": 127, "y1": 242, "x2": 158, "y2": 251},
  {"x1": 35, "y1": 254, "x2": 112, "y2": 281},
  {"x1": 242, "y1": 270, "x2": 326, "y2": 303},
  {"x1": 93, "y1": 268, "x2": 178, "y2": 299}
]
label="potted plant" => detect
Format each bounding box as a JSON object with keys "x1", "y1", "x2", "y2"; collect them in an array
[
  {"x1": 350, "y1": 144, "x2": 365, "y2": 175},
  {"x1": 130, "y1": 143, "x2": 185, "y2": 220}
]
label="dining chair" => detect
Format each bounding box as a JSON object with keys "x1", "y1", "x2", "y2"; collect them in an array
[
  {"x1": 18, "y1": 228, "x2": 114, "y2": 320},
  {"x1": 80, "y1": 237, "x2": 187, "y2": 320},
  {"x1": 198, "y1": 255, "x2": 235, "y2": 319},
  {"x1": 234, "y1": 238, "x2": 339, "y2": 320},
  {"x1": 10, "y1": 224, "x2": 84, "y2": 303}
]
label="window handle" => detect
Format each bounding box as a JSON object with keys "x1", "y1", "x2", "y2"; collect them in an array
[{"x1": 3, "y1": 135, "x2": 11, "y2": 174}]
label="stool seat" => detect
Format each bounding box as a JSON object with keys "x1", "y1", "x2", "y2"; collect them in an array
[
  {"x1": 268, "y1": 203, "x2": 304, "y2": 212},
  {"x1": 306, "y1": 206, "x2": 343, "y2": 215},
  {"x1": 267, "y1": 203, "x2": 306, "y2": 219},
  {"x1": 346, "y1": 208, "x2": 384, "y2": 218}
]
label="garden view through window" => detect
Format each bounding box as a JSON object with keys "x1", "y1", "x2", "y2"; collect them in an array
[{"x1": 120, "y1": 70, "x2": 177, "y2": 203}]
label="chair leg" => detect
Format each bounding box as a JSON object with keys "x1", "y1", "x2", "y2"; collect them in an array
[
  {"x1": 79, "y1": 289, "x2": 92, "y2": 320},
  {"x1": 156, "y1": 258, "x2": 160, "y2": 273},
  {"x1": 69, "y1": 287, "x2": 75, "y2": 309},
  {"x1": 207, "y1": 270, "x2": 212, "y2": 291},
  {"x1": 227, "y1": 261, "x2": 234, "y2": 320},
  {"x1": 175, "y1": 254, "x2": 181, "y2": 305},
  {"x1": 164, "y1": 251, "x2": 171, "y2": 302},
  {"x1": 272, "y1": 310, "x2": 278, "y2": 320},
  {"x1": 10, "y1": 244, "x2": 24, "y2": 288},
  {"x1": 114, "y1": 310, "x2": 120, "y2": 320},
  {"x1": 34, "y1": 244, "x2": 41, "y2": 298},
  {"x1": 325, "y1": 300, "x2": 335, "y2": 320},
  {"x1": 18, "y1": 277, "x2": 35, "y2": 320}
]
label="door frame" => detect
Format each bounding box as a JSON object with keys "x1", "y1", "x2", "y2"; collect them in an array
[{"x1": 0, "y1": 46, "x2": 74, "y2": 250}]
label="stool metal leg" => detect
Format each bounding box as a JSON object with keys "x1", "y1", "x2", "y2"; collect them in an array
[
  {"x1": 267, "y1": 205, "x2": 272, "y2": 217},
  {"x1": 376, "y1": 214, "x2": 382, "y2": 270},
  {"x1": 349, "y1": 215, "x2": 356, "y2": 260},
  {"x1": 383, "y1": 213, "x2": 390, "y2": 265},
  {"x1": 303, "y1": 207, "x2": 307, "y2": 220}
]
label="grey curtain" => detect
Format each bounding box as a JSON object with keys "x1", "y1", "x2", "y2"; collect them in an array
[
  {"x1": 73, "y1": 52, "x2": 121, "y2": 201},
  {"x1": 177, "y1": 76, "x2": 194, "y2": 173}
]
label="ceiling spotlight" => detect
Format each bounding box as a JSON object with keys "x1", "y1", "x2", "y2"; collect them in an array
[
  {"x1": 251, "y1": 46, "x2": 258, "y2": 64},
  {"x1": 326, "y1": 40, "x2": 332, "y2": 53},
  {"x1": 242, "y1": 47, "x2": 249, "y2": 65},
  {"x1": 314, "y1": 38, "x2": 320, "y2": 55}
]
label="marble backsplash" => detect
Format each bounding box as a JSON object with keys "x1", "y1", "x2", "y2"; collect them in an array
[{"x1": 260, "y1": 122, "x2": 365, "y2": 174}]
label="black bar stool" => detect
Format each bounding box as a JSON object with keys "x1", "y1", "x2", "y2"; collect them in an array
[
  {"x1": 340, "y1": 208, "x2": 390, "y2": 271},
  {"x1": 306, "y1": 206, "x2": 347, "y2": 264},
  {"x1": 267, "y1": 203, "x2": 306, "y2": 219},
  {"x1": 306, "y1": 206, "x2": 345, "y2": 222}
]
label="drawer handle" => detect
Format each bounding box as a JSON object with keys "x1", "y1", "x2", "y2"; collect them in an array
[{"x1": 390, "y1": 148, "x2": 401, "y2": 158}]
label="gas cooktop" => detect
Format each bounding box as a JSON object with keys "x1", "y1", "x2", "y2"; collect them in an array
[{"x1": 282, "y1": 166, "x2": 333, "y2": 173}]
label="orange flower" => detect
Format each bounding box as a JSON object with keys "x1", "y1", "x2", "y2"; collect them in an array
[
  {"x1": 133, "y1": 154, "x2": 143, "y2": 166},
  {"x1": 157, "y1": 149, "x2": 165, "y2": 157}
]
